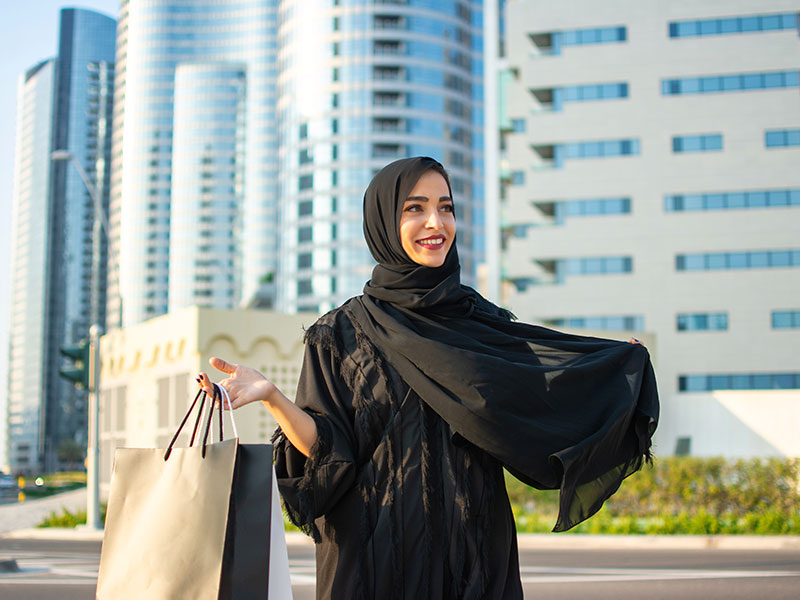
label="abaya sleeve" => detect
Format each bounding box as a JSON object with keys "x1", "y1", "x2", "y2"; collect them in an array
[{"x1": 273, "y1": 340, "x2": 357, "y2": 541}]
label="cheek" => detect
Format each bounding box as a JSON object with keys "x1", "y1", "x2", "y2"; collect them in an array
[{"x1": 399, "y1": 220, "x2": 417, "y2": 253}]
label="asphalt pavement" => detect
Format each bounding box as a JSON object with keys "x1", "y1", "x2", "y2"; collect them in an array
[{"x1": 1, "y1": 490, "x2": 799, "y2": 599}]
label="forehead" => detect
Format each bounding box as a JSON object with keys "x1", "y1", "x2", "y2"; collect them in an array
[{"x1": 406, "y1": 170, "x2": 450, "y2": 198}]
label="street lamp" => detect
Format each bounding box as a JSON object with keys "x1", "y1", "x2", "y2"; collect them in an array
[{"x1": 51, "y1": 149, "x2": 113, "y2": 531}]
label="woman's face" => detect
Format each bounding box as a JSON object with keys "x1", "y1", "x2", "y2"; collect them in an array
[{"x1": 399, "y1": 170, "x2": 456, "y2": 268}]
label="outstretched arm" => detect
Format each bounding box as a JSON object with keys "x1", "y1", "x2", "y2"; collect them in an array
[{"x1": 198, "y1": 357, "x2": 318, "y2": 457}]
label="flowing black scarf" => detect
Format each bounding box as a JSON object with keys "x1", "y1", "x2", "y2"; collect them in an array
[{"x1": 348, "y1": 156, "x2": 659, "y2": 531}]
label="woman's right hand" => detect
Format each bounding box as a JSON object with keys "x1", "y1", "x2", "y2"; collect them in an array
[{"x1": 198, "y1": 357, "x2": 277, "y2": 410}]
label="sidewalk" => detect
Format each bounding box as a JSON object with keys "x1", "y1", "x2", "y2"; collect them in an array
[
  {"x1": 0, "y1": 488, "x2": 88, "y2": 535},
  {"x1": 3, "y1": 490, "x2": 799, "y2": 549}
]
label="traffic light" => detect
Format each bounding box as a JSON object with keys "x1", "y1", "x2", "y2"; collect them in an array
[{"x1": 60, "y1": 340, "x2": 91, "y2": 390}]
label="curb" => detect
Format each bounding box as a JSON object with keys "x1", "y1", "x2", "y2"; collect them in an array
[
  {"x1": 4, "y1": 528, "x2": 798, "y2": 551},
  {"x1": 1, "y1": 527, "x2": 104, "y2": 542},
  {"x1": 513, "y1": 533, "x2": 800, "y2": 551}
]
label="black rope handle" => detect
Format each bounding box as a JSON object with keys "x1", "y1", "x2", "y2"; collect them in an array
[
  {"x1": 189, "y1": 387, "x2": 208, "y2": 447},
  {"x1": 163, "y1": 388, "x2": 204, "y2": 461}
]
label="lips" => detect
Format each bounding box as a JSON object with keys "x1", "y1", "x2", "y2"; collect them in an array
[{"x1": 416, "y1": 235, "x2": 446, "y2": 249}]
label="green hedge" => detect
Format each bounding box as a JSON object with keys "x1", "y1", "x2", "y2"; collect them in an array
[{"x1": 506, "y1": 456, "x2": 800, "y2": 534}]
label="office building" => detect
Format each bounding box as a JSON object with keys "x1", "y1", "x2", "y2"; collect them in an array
[
  {"x1": 275, "y1": 0, "x2": 485, "y2": 313},
  {"x1": 501, "y1": 0, "x2": 800, "y2": 457},
  {"x1": 7, "y1": 8, "x2": 116, "y2": 473},
  {"x1": 108, "y1": 0, "x2": 279, "y2": 327}
]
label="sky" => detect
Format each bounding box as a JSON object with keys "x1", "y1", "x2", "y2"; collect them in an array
[{"x1": 0, "y1": 1, "x2": 120, "y2": 467}]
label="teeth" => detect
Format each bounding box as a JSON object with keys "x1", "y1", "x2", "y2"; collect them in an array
[{"x1": 419, "y1": 239, "x2": 443, "y2": 246}]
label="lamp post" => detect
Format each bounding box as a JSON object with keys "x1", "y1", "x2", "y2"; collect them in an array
[{"x1": 51, "y1": 149, "x2": 112, "y2": 531}]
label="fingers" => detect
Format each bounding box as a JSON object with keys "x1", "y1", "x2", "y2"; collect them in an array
[{"x1": 209, "y1": 356, "x2": 236, "y2": 374}]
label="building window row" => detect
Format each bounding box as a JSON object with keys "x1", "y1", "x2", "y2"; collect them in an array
[
  {"x1": 678, "y1": 373, "x2": 800, "y2": 392},
  {"x1": 765, "y1": 129, "x2": 800, "y2": 148},
  {"x1": 662, "y1": 70, "x2": 799, "y2": 95},
  {"x1": 546, "y1": 315, "x2": 644, "y2": 331},
  {"x1": 560, "y1": 138, "x2": 640, "y2": 159},
  {"x1": 676, "y1": 249, "x2": 800, "y2": 271},
  {"x1": 561, "y1": 197, "x2": 631, "y2": 218},
  {"x1": 676, "y1": 312, "x2": 728, "y2": 331},
  {"x1": 528, "y1": 26, "x2": 626, "y2": 55},
  {"x1": 561, "y1": 82, "x2": 628, "y2": 102},
  {"x1": 665, "y1": 188, "x2": 800, "y2": 212},
  {"x1": 563, "y1": 256, "x2": 633, "y2": 275},
  {"x1": 772, "y1": 310, "x2": 800, "y2": 329},
  {"x1": 562, "y1": 26, "x2": 627, "y2": 46},
  {"x1": 668, "y1": 12, "x2": 797, "y2": 38},
  {"x1": 672, "y1": 133, "x2": 722, "y2": 153}
]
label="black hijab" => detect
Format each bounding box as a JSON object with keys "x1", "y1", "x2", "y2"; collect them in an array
[{"x1": 348, "y1": 156, "x2": 659, "y2": 531}]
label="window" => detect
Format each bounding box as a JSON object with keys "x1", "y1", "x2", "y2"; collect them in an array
[
  {"x1": 676, "y1": 312, "x2": 728, "y2": 331},
  {"x1": 546, "y1": 315, "x2": 644, "y2": 331},
  {"x1": 561, "y1": 82, "x2": 628, "y2": 102},
  {"x1": 563, "y1": 256, "x2": 633, "y2": 275},
  {"x1": 562, "y1": 197, "x2": 631, "y2": 217},
  {"x1": 299, "y1": 148, "x2": 312, "y2": 164},
  {"x1": 298, "y1": 200, "x2": 313, "y2": 217},
  {"x1": 298, "y1": 174, "x2": 313, "y2": 190},
  {"x1": 668, "y1": 13, "x2": 798, "y2": 38},
  {"x1": 662, "y1": 70, "x2": 799, "y2": 95},
  {"x1": 298, "y1": 226, "x2": 312, "y2": 243},
  {"x1": 510, "y1": 118, "x2": 526, "y2": 133},
  {"x1": 510, "y1": 171, "x2": 525, "y2": 185},
  {"x1": 297, "y1": 279, "x2": 312, "y2": 296},
  {"x1": 561, "y1": 26, "x2": 626, "y2": 46},
  {"x1": 298, "y1": 123, "x2": 307, "y2": 139},
  {"x1": 297, "y1": 253, "x2": 312, "y2": 270},
  {"x1": 665, "y1": 188, "x2": 800, "y2": 211},
  {"x1": 772, "y1": 310, "x2": 800, "y2": 329},
  {"x1": 765, "y1": 129, "x2": 800, "y2": 148},
  {"x1": 676, "y1": 249, "x2": 800, "y2": 271},
  {"x1": 678, "y1": 373, "x2": 800, "y2": 391},
  {"x1": 561, "y1": 138, "x2": 640, "y2": 159},
  {"x1": 672, "y1": 134, "x2": 722, "y2": 153}
]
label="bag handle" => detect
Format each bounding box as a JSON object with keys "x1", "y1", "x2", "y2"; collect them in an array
[{"x1": 164, "y1": 382, "x2": 240, "y2": 461}]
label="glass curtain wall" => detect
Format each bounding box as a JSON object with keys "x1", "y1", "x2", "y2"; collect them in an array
[
  {"x1": 110, "y1": 0, "x2": 278, "y2": 327},
  {"x1": 276, "y1": 0, "x2": 483, "y2": 313}
]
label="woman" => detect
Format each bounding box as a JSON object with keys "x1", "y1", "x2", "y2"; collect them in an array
[{"x1": 199, "y1": 156, "x2": 659, "y2": 599}]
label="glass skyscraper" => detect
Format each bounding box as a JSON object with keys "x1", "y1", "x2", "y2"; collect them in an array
[
  {"x1": 7, "y1": 59, "x2": 55, "y2": 473},
  {"x1": 7, "y1": 8, "x2": 116, "y2": 473},
  {"x1": 109, "y1": 0, "x2": 485, "y2": 322},
  {"x1": 276, "y1": 0, "x2": 485, "y2": 313},
  {"x1": 108, "y1": 0, "x2": 279, "y2": 327}
]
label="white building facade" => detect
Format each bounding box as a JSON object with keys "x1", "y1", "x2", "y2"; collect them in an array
[{"x1": 501, "y1": 0, "x2": 800, "y2": 457}]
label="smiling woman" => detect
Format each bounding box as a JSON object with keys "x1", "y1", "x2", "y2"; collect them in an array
[
  {"x1": 200, "y1": 156, "x2": 659, "y2": 600},
  {"x1": 399, "y1": 169, "x2": 456, "y2": 268}
]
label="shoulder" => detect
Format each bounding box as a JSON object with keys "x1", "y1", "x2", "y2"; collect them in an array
[{"x1": 303, "y1": 297, "x2": 362, "y2": 357}]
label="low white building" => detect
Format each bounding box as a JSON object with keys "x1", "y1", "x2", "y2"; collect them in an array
[
  {"x1": 98, "y1": 306, "x2": 318, "y2": 490},
  {"x1": 501, "y1": 0, "x2": 800, "y2": 457}
]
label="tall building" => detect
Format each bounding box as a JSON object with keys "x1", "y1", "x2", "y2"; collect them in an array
[
  {"x1": 275, "y1": 0, "x2": 485, "y2": 313},
  {"x1": 108, "y1": 0, "x2": 279, "y2": 327},
  {"x1": 7, "y1": 59, "x2": 55, "y2": 473},
  {"x1": 501, "y1": 0, "x2": 800, "y2": 457},
  {"x1": 109, "y1": 0, "x2": 486, "y2": 322},
  {"x1": 7, "y1": 8, "x2": 117, "y2": 473}
]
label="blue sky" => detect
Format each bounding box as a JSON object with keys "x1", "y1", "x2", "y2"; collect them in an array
[{"x1": 0, "y1": 1, "x2": 120, "y2": 457}]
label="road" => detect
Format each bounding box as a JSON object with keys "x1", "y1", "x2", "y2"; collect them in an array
[{"x1": 0, "y1": 538, "x2": 798, "y2": 599}]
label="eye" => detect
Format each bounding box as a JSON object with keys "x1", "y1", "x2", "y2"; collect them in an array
[
  {"x1": 440, "y1": 203, "x2": 454, "y2": 213},
  {"x1": 403, "y1": 203, "x2": 423, "y2": 212}
]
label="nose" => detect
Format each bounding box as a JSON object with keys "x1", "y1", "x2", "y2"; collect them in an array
[{"x1": 424, "y1": 207, "x2": 443, "y2": 230}]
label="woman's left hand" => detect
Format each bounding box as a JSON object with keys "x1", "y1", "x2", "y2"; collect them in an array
[{"x1": 628, "y1": 337, "x2": 643, "y2": 345}]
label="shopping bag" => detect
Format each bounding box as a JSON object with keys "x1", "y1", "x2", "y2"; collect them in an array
[{"x1": 96, "y1": 383, "x2": 292, "y2": 599}]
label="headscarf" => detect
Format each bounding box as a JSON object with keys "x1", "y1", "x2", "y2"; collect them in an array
[{"x1": 348, "y1": 156, "x2": 659, "y2": 531}]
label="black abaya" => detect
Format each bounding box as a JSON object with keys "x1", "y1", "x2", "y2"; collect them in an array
[{"x1": 274, "y1": 308, "x2": 524, "y2": 599}]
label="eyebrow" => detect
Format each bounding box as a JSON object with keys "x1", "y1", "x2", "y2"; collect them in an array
[{"x1": 404, "y1": 195, "x2": 453, "y2": 202}]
